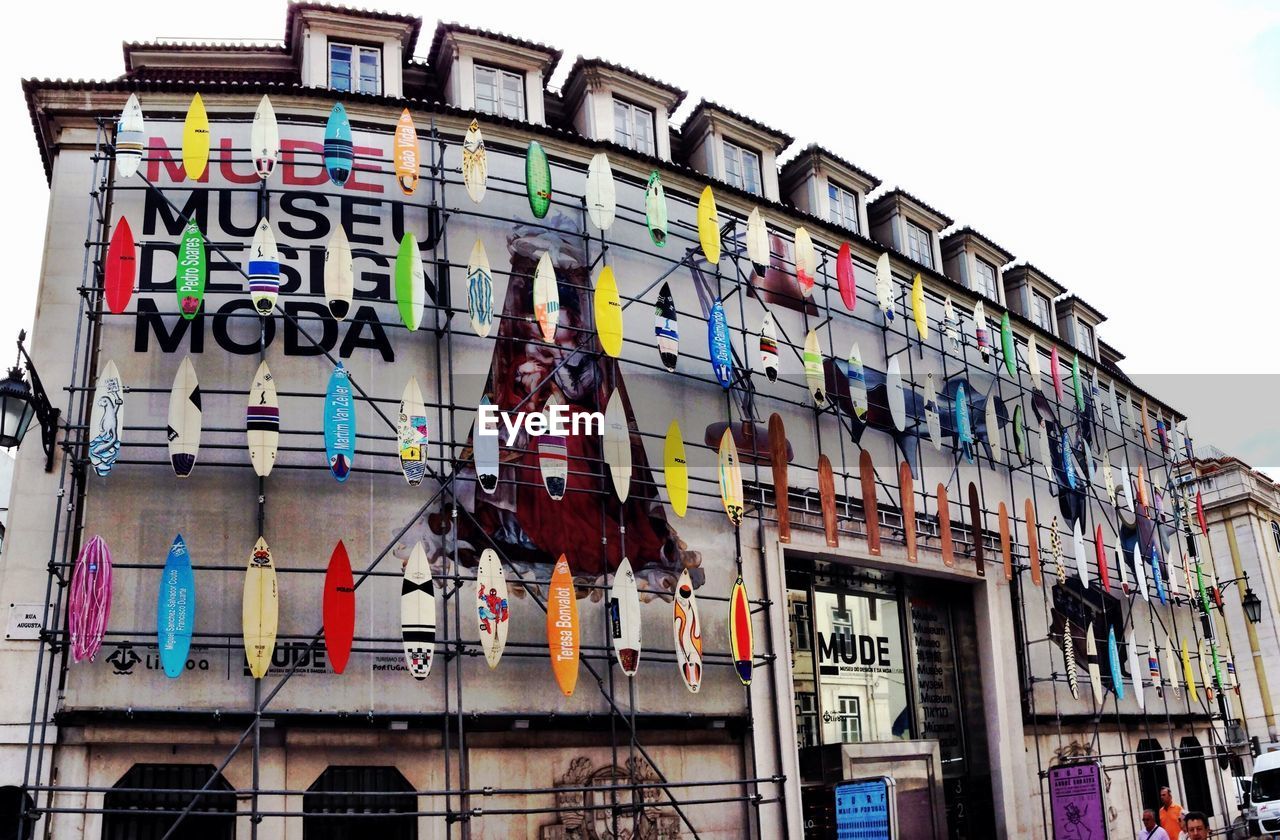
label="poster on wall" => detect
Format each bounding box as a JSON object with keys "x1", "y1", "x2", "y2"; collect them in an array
[
  {"x1": 1048, "y1": 762, "x2": 1108, "y2": 840},
  {"x1": 834, "y1": 777, "x2": 895, "y2": 840}
]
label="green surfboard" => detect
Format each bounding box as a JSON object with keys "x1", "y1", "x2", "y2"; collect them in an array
[
  {"x1": 395, "y1": 233, "x2": 425, "y2": 331},
  {"x1": 176, "y1": 219, "x2": 206, "y2": 320},
  {"x1": 526, "y1": 141, "x2": 551, "y2": 219},
  {"x1": 1000, "y1": 312, "x2": 1016, "y2": 378},
  {"x1": 1072, "y1": 354, "x2": 1085, "y2": 411}
]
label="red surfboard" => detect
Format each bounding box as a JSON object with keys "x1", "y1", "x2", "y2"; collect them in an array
[
  {"x1": 937, "y1": 484, "x2": 954, "y2": 568},
  {"x1": 1095, "y1": 524, "x2": 1110, "y2": 591},
  {"x1": 729, "y1": 576, "x2": 753, "y2": 685},
  {"x1": 860, "y1": 449, "x2": 880, "y2": 555},
  {"x1": 899, "y1": 461, "x2": 917, "y2": 563},
  {"x1": 1195, "y1": 490, "x2": 1208, "y2": 535},
  {"x1": 769, "y1": 414, "x2": 790, "y2": 543},
  {"x1": 836, "y1": 242, "x2": 856, "y2": 311},
  {"x1": 998, "y1": 502, "x2": 1013, "y2": 581},
  {"x1": 818, "y1": 455, "x2": 838, "y2": 547},
  {"x1": 323, "y1": 540, "x2": 356, "y2": 674},
  {"x1": 968, "y1": 482, "x2": 984, "y2": 577},
  {"x1": 1050, "y1": 346, "x2": 1063, "y2": 401},
  {"x1": 1025, "y1": 498, "x2": 1042, "y2": 587},
  {"x1": 105, "y1": 217, "x2": 136, "y2": 315}
]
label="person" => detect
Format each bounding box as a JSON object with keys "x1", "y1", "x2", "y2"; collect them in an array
[
  {"x1": 1160, "y1": 786, "x2": 1184, "y2": 839},
  {"x1": 1182, "y1": 810, "x2": 1209, "y2": 840},
  {"x1": 1141, "y1": 808, "x2": 1172, "y2": 840}
]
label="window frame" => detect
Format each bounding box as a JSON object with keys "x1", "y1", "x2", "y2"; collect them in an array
[
  {"x1": 791, "y1": 599, "x2": 812, "y2": 652},
  {"x1": 905, "y1": 220, "x2": 934, "y2": 269},
  {"x1": 837, "y1": 695, "x2": 863, "y2": 743},
  {"x1": 1031, "y1": 290, "x2": 1053, "y2": 332},
  {"x1": 828, "y1": 182, "x2": 861, "y2": 233},
  {"x1": 1076, "y1": 319, "x2": 1095, "y2": 355},
  {"x1": 973, "y1": 256, "x2": 998, "y2": 300},
  {"x1": 1271, "y1": 521, "x2": 1280, "y2": 554},
  {"x1": 722, "y1": 138, "x2": 763, "y2": 196},
  {"x1": 328, "y1": 40, "x2": 382, "y2": 95},
  {"x1": 612, "y1": 98, "x2": 656, "y2": 156},
  {"x1": 473, "y1": 62, "x2": 527, "y2": 121}
]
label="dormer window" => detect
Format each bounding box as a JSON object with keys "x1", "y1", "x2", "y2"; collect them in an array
[
  {"x1": 906, "y1": 220, "x2": 933, "y2": 269},
  {"x1": 1076, "y1": 320, "x2": 1095, "y2": 355},
  {"x1": 613, "y1": 99, "x2": 655, "y2": 155},
  {"x1": 973, "y1": 257, "x2": 998, "y2": 299},
  {"x1": 723, "y1": 139, "x2": 762, "y2": 195},
  {"x1": 828, "y1": 183, "x2": 860, "y2": 233},
  {"x1": 1031, "y1": 291, "x2": 1052, "y2": 331},
  {"x1": 329, "y1": 42, "x2": 381, "y2": 94},
  {"x1": 474, "y1": 63, "x2": 526, "y2": 120}
]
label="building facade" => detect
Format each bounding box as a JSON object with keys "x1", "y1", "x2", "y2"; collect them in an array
[{"x1": 0, "y1": 4, "x2": 1256, "y2": 838}]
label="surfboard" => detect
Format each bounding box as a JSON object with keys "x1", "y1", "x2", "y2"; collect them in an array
[
  {"x1": 88, "y1": 360, "x2": 125, "y2": 477},
  {"x1": 474, "y1": 396, "x2": 499, "y2": 494},
  {"x1": 526, "y1": 141, "x2": 552, "y2": 218},
  {"x1": 105, "y1": 217, "x2": 136, "y2": 314},
  {"x1": 985, "y1": 394, "x2": 1001, "y2": 464},
  {"x1": 397, "y1": 377, "x2": 429, "y2": 486},
  {"x1": 323, "y1": 540, "x2": 355, "y2": 675},
  {"x1": 548, "y1": 554, "x2": 580, "y2": 696},
  {"x1": 323, "y1": 103, "x2": 353, "y2": 186},
  {"x1": 709, "y1": 300, "x2": 733, "y2": 389},
  {"x1": 943, "y1": 295, "x2": 960, "y2": 350},
  {"x1": 901, "y1": 462, "x2": 917, "y2": 563},
  {"x1": 246, "y1": 361, "x2": 278, "y2": 477},
  {"x1": 115, "y1": 93, "x2": 145, "y2": 179},
  {"x1": 803, "y1": 331, "x2": 826, "y2": 407},
  {"x1": 757, "y1": 313, "x2": 779, "y2": 382},
  {"x1": 393, "y1": 108, "x2": 418, "y2": 194},
  {"x1": 1085, "y1": 624, "x2": 1102, "y2": 704},
  {"x1": 156, "y1": 534, "x2": 193, "y2": 678},
  {"x1": 1136, "y1": 464, "x2": 1149, "y2": 508},
  {"x1": 467, "y1": 238, "x2": 493, "y2": 338},
  {"x1": 955, "y1": 383, "x2": 973, "y2": 462},
  {"x1": 1072, "y1": 520, "x2": 1088, "y2": 585},
  {"x1": 770, "y1": 413, "x2": 790, "y2": 542},
  {"x1": 847, "y1": 343, "x2": 869, "y2": 421},
  {"x1": 1151, "y1": 544, "x2": 1167, "y2": 605},
  {"x1": 539, "y1": 392, "x2": 569, "y2": 500},
  {"x1": 1000, "y1": 312, "x2": 1016, "y2": 378},
  {"x1": 746, "y1": 208, "x2": 769, "y2": 276},
  {"x1": 1106, "y1": 382, "x2": 1121, "y2": 431},
  {"x1": 861, "y1": 450, "x2": 880, "y2": 555},
  {"x1": 818, "y1": 455, "x2": 839, "y2": 547},
  {"x1": 176, "y1": 219, "x2": 205, "y2": 319},
  {"x1": 395, "y1": 233, "x2": 425, "y2": 331},
  {"x1": 182, "y1": 93, "x2": 209, "y2": 181},
  {"x1": 603, "y1": 389, "x2": 631, "y2": 502},
  {"x1": 1141, "y1": 397, "x2": 1152, "y2": 446},
  {"x1": 1129, "y1": 628, "x2": 1145, "y2": 709},
  {"x1": 251, "y1": 94, "x2": 279, "y2": 180},
  {"x1": 718, "y1": 428, "x2": 744, "y2": 526},
  {"x1": 1108, "y1": 630, "x2": 1125, "y2": 701},
  {"x1": 729, "y1": 576, "x2": 753, "y2": 685},
  {"x1": 1117, "y1": 461, "x2": 1134, "y2": 513},
  {"x1": 673, "y1": 569, "x2": 703, "y2": 693},
  {"x1": 697, "y1": 186, "x2": 720, "y2": 264},
  {"x1": 1195, "y1": 490, "x2": 1208, "y2": 535},
  {"x1": 1166, "y1": 635, "x2": 1181, "y2": 699},
  {"x1": 973, "y1": 300, "x2": 990, "y2": 362},
  {"x1": 1156, "y1": 419, "x2": 1169, "y2": 457},
  {"x1": 1133, "y1": 542, "x2": 1149, "y2": 602},
  {"x1": 69, "y1": 535, "x2": 112, "y2": 664},
  {"x1": 1102, "y1": 450, "x2": 1116, "y2": 505},
  {"x1": 874, "y1": 253, "x2": 894, "y2": 321},
  {"x1": 968, "y1": 483, "x2": 985, "y2": 576},
  {"x1": 655, "y1": 281, "x2": 678, "y2": 371},
  {"x1": 586, "y1": 152, "x2": 616, "y2": 230},
  {"x1": 1063, "y1": 624, "x2": 1080, "y2": 700},
  {"x1": 166, "y1": 356, "x2": 201, "y2": 478},
  {"x1": 1013, "y1": 403, "x2": 1027, "y2": 463},
  {"x1": 1182, "y1": 639, "x2": 1198, "y2": 703},
  {"x1": 1062, "y1": 430, "x2": 1078, "y2": 490},
  {"x1": 1026, "y1": 499, "x2": 1042, "y2": 587},
  {"x1": 239, "y1": 218, "x2": 279, "y2": 320},
  {"x1": 664, "y1": 420, "x2": 688, "y2": 517},
  {"x1": 794, "y1": 226, "x2": 816, "y2": 297},
  {"x1": 324, "y1": 363, "x2": 355, "y2": 482},
  {"x1": 1122, "y1": 391, "x2": 1135, "y2": 431},
  {"x1": 243, "y1": 537, "x2": 278, "y2": 679},
  {"x1": 911, "y1": 274, "x2": 928, "y2": 340},
  {"x1": 1028, "y1": 334, "x2": 1042, "y2": 390},
  {"x1": 476, "y1": 548, "x2": 509, "y2": 669},
  {"x1": 594, "y1": 266, "x2": 623, "y2": 358},
  {"x1": 324, "y1": 224, "x2": 354, "y2": 321},
  {"x1": 1072, "y1": 354, "x2": 1085, "y2": 411},
  {"x1": 938, "y1": 484, "x2": 954, "y2": 567},
  {"x1": 609, "y1": 557, "x2": 641, "y2": 676},
  {"x1": 401, "y1": 542, "x2": 436, "y2": 680},
  {"x1": 998, "y1": 503, "x2": 1012, "y2": 581},
  {"x1": 887, "y1": 356, "x2": 906, "y2": 432},
  {"x1": 1095, "y1": 525, "x2": 1110, "y2": 591},
  {"x1": 644, "y1": 171, "x2": 667, "y2": 246},
  {"x1": 924, "y1": 374, "x2": 941, "y2": 449},
  {"x1": 534, "y1": 252, "x2": 560, "y2": 343},
  {"x1": 1050, "y1": 346, "x2": 1063, "y2": 402},
  {"x1": 1037, "y1": 422, "x2": 1052, "y2": 480},
  {"x1": 836, "y1": 242, "x2": 856, "y2": 310},
  {"x1": 462, "y1": 119, "x2": 487, "y2": 203},
  {"x1": 1049, "y1": 517, "x2": 1067, "y2": 584}
]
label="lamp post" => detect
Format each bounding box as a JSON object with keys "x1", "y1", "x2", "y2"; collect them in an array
[
  {"x1": 1217, "y1": 573, "x2": 1265, "y2": 626},
  {"x1": 0, "y1": 331, "x2": 60, "y2": 472}
]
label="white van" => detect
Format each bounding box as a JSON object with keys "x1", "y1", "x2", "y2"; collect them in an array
[{"x1": 1251, "y1": 751, "x2": 1280, "y2": 835}]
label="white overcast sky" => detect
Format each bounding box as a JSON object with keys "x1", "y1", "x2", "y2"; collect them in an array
[{"x1": 3, "y1": 1, "x2": 1278, "y2": 469}]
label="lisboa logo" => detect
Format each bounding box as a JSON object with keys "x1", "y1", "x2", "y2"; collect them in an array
[{"x1": 476, "y1": 402, "x2": 602, "y2": 446}]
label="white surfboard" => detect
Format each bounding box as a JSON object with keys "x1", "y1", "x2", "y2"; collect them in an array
[
  {"x1": 533, "y1": 252, "x2": 559, "y2": 343},
  {"x1": 1117, "y1": 462, "x2": 1134, "y2": 512},
  {"x1": 88, "y1": 359, "x2": 125, "y2": 477},
  {"x1": 1086, "y1": 626, "x2": 1103, "y2": 705},
  {"x1": 586, "y1": 152, "x2": 616, "y2": 231},
  {"x1": 847, "y1": 343, "x2": 869, "y2": 421},
  {"x1": 247, "y1": 217, "x2": 280, "y2": 316},
  {"x1": 324, "y1": 224, "x2": 354, "y2": 321},
  {"x1": 973, "y1": 300, "x2": 990, "y2": 361},
  {"x1": 1116, "y1": 544, "x2": 1131, "y2": 594},
  {"x1": 887, "y1": 356, "x2": 906, "y2": 432},
  {"x1": 943, "y1": 295, "x2": 960, "y2": 350},
  {"x1": 803, "y1": 330, "x2": 826, "y2": 407},
  {"x1": 1027, "y1": 334, "x2": 1042, "y2": 390},
  {"x1": 985, "y1": 394, "x2": 1002, "y2": 463},
  {"x1": 398, "y1": 377, "x2": 429, "y2": 486},
  {"x1": 759, "y1": 312, "x2": 779, "y2": 382},
  {"x1": 925, "y1": 373, "x2": 941, "y2": 450},
  {"x1": 794, "y1": 226, "x2": 817, "y2": 298},
  {"x1": 476, "y1": 548, "x2": 509, "y2": 669},
  {"x1": 166, "y1": 356, "x2": 201, "y2": 478},
  {"x1": 1107, "y1": 382, "x2": 1122, "y2": 430},
  {"x1": 1072, "y1": 520, "x2": 1088, "y2": 585},
  {"x1": 243, "y1": 537, "x2": 278, "y2": 680},
  {"x1": 1037, "y1": 422, "x2": 1053, "y2": 480},
  {"x1": 609, "y1": 556, "x2": 642, "y2": 677},
  {"x1": 874, "y1": 253, "x2": 894, "y2": 321},
  {"x1": 462, "y1": 119, "x2": 487, "y2": 204},
  {"x1": 1133, "y1": 543, "x2": 1149, "y2": 602},
  {"x1": 1164, "y1": 634, "x2": 1181, "y2": 699},
  {"x1": 746, "y1": 208, "x2": 769, "y2": 276},
  {"x1": 603, "y1": 389, "x2": 631, "y2": 502},
  {"x1": 251, "y1": 94, "x2": 279, "y2": 180},
  {"x1": 246, "y1": 361, "x2": 279, "y2": 478},
  {"x1": 474, "y1": 396, "x2": 499, "y2": 494},
  {"x1": 401, "y1": 542, "x2": 436, "y2": 680},
  {"x1": 1130, "y1": 628, "x2": 1145, "y2": 710},
  {"x1": 673, "y1": 569, "x2": 703, "y2": 693},
  {"x1": 115, "y1": 94, "x2": 145, "y2": 180},
  {"x1": 467, "y1": 238, "x2": 494, "y2": 338}
]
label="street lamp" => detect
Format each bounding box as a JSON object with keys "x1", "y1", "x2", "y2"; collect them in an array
[
  {"x1": 0, "y1": 331, "x2": 60, "y2": 472},
  {"x1": 1243, "y1": 587, "x2": 1263, "y2": 625}
]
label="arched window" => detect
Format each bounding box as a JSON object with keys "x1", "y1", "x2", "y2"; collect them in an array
[
  {"x1": 102, "y1": 764, "x2": 235, "y2": 840},
  {"x1": 303, "y1": 766, "x2": 417, "y2": 840},
  {"x1": 1180, "y1": 736, "x2": 1214, "y2": 816},
  {"x1": 1137, "y1": 739, "x2": 1170, "y2": 813},
  {"x1": 1271, "y1": 521, "x2": 1280, "y2": 554},
  {"x1": 0, "y1": 786, "x2": 34, "y2": 840}
]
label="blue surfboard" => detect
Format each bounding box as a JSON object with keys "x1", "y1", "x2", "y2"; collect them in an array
[
  {"x1": 156, "y1": 534, "x2": 195, "y2": 679},
  {"x1": 1107, "y1": 626, "x2": 1125, "y2": 699},
  {"x1": 708, "y1": 299, "x2": 733, "y2": 389},
  {"x1": 325, "y1": 363, "x2": 356, "y2": 482},
  {"x1": 324, "y1": 103, "x2": 353, "y2": 185},
  {"x1": 1151, "y1": 544, "x2": 1167, "y2": 604},
  {"x1": 1062, "y1": 430, "x2": 1077, "y2": 489},
  {"x1": 954, "y1": 383, "x2": 973, "y2": 463}
]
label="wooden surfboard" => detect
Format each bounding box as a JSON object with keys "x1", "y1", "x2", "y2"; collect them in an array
[
  {"x1": 467, "y1": 237, "x2": 493, "y2": 338},
  {"x1": 803, "y1": 330, "x2": 826, "y2": 407},
  {"x1": 968, "y1": 482, "x2": 984, "y2": 576},
  {"x1": 1024, "y1": 499, "x2": 1042, "y2": 586},
  {"x1": 729, "y1": 576, "x2": 753, "y2": 685},
  {"x1": 242, "y1": 537, "x2": 278, "y2": 680},
  {"x1": 861, "y1": 450, "x2": 880, "y2": 555},
  {"x1": 251, "y1": 95, "x2": 279, "y2": 180},
  {"x1": 594, "y1": 266, "x2": 623, "y2": 358},
  {"x1": 759, "y1": 313, "x2": 779, "y2": 382},
  {"x1": 874, "y1": 252, "x2": 894, "y2": 322},
  {"x1": 534, "y1": 252, "x2": 560, "y2": 342},
  {"x1": 393, "y1": 108, "x2": 419, "y2": 195},
  {"x1": 324, "y1": 224, "x2": 354, "y2": 321},
  {"x1": 166, "y1": 356, "x2": 201, "y2": 478},
  {"x1": 998, "y1": 503, "x2": 1012, "y2": 581},
  {"x1": 401, "y1": 542, "x2": 436, "y2": 680},
  {"x1": 938, "y1": 484, "x2": 955, "y2": 567},
  {"x1": 603, "y1": 389, "x2": 631, "y2": 502},
  {"x1": 609, "y1": 556, "x2": 641, "y2": 676},
  {"x1": 323, "y1": 540, "x2": 355, "y2": 675},
  {"x1": 770, "y1": 413, "x2": 790, "y2": 542},
  {"x1": 476, "y1": 548, "x2": 510, "y2": 669},
  {"x1": 395, "y1": 233, "x2": 425, "y2": 331},
  {"x1": 746, "y1": 208, "x2": 768, "y2": 275},
  {"x1": 115, "y1": 93, "x2": 145, "y2": 179},
  {"x1": 697, "y1": 186, "x2": 720, "y2": 264},
  {"x1": 323, "y1": 103, "x2": 353, "y2": 185},
  {"x1": 246, "y1": 361, "x2": 278, "y2": 477},
  {"x1": 88, "y1": 359, "x2": 125, "y2": 477},
  {"x1": 526, "y1": 141, "x2": 552, "y2": 218},
  {"x1": 324, "y1": 364, "x2": 355, "y2": 482},
  {"x1": 644, "y1": 171, "x2": 667, "y2": 246},
  {"x1": 718, "y1": 428, "x2": 744, "y2": 526},
  {"x1": 586, "y1": 152, "x2": 616, "y2": 230},
  {"x1": 663, "y1": 420, "x2": 688, "y2": 517},
  {"x1": 156, "y1": 534, "x2": 194, "y2": 678},
  {"x1": 794, "y1": 226, "x2": 816, "y2": 297},
  {"x1": 181, "y1": 93, "x2": 209, "y2": 181},
  {"x1": 474, "y1": 396, "x2": 500, "y2": 494},
  {"x1": 547, "y1": 554, "x2": 580, "y2": 696},
  {"x1": 462, "y1": 119, "x2": 487, "y2": 203},
  {"x1": 836, "y1": 242, "x2": 856, "y2": 311},
  {"x1": 654, "y1": 281, "x2": 679, "y2": 371},
  {"x1": 105, "y1": 217, "x2": 136, "y2": 314},
  {"x1": 911, "y1": 273, "x2": 928, "y2": 340},
  {"x1": 900, "y1": 461, "x2": 917, "y2": 563},
  {"x1": 397, "y1": 377, "x2": 429, "y2": 486},
  {"x1": 247, "y1": 217, "x2": 280, "y2": 316},
  {"x1": 538, "y1": 393, "x2": 569, "y2": 500},
  {"x1": 818, "y1": 455, "x2": 838, "y2": 547},
  {"x1": 673, "y1": 569, "x2": 703, "y2": 693},
  {"x1": 176, "y1": 219, "x2": 205, "y2": 319}
]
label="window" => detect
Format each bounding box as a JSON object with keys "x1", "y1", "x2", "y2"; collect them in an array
[
  {"x1": 723, "y1": 140, "x2": 762, "y2": 196},
  {"x1": 1179, "y1": 737, "x2": 1214, "y2": 815},
  {"x1": 796, "y1": 692, "x2": 819, "y2": 748},
  {"x1": 1137, "y1": 739, "x2": 1170, "y2": 813},
  {"x1": 906, "y1": 221, "x2": 933, "y2": 268},
  {"x1": 837, "y1": 695, "x2": 863, "y2": 743},
  {"x1": 613, "y1": 99, "x2": 655, "y2": 156},
  {"x1": 304, "y1": 766, "x2": 417, "y2": 840},
  {"x1": 474, "y1": 64, "x2": 525, "y2": 121},
  {"x1": 830, "y1": 606, "x2": 853, "y2": 638},
  {"x1": 1032, "y1": 291, "x2": 1053, "y2": 331},
  {"x1": 102, "y1": 764, "x2": 236, "y2": 840},
  {"x1": 329, "y1": 43, "x2": 380, "y2": 95},
  {"x1": 828, "y1": 183, "x2": 860, "y2": 232},
  {"x1": 973, "y1": 257, "x2": 998, "y2": 300},
  {"x1": 791, "y1": 600, "x2": 812, "y2": 651},
  {"x1": 1076, "y1": 319, "x2": 1095, "y2": 355},
  {"x1": 1271, "y1": 521, "x2": 1280, "y2": 554}
]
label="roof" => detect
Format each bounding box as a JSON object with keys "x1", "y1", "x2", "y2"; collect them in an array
[
  {"x1": 681, "y1": 99, "x2": 795, "y2": 149},
  {"x1": 285, "y1": 2, "x2": 422, "y2": 55},
  {"x1": 426, "y1": 21, "x2": 562, "y2": 73},
  {"x1": 1097, "y1": 338, "x2": 1125, "y2": 362},
  {"x1": 1002, "y1": 261, "x2": 1068, "y2": 296},
  {"x1": 867, "y1": 187, "x2": 954, "y2": 228},
  {"x1": 779, "y1": 143, "x2": 881, "y2": 191},
  {"x1": 940, "y1": 226, "x2": 1015, "y2": 266},
  {"x1": 123, "y1": 42, "x2": 289, "y2": 73},
  {"x1": 1055, "y1": 292, "x2": 1108, "y2": 324},
  {"x1": 561, "y1": 56, "x2": 687, "y2": 112}
]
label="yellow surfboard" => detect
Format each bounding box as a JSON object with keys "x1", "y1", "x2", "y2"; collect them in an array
[
  {"x1": 911, "y1": 273, "x2": 929, "y2": 340},
  {"x1": 1182, "y1": 639, "x2": 1198, "y2": 702},
  {"x1": 182, "y1": 93, "x2": 210, "y2": 181},
  {"x1": 593, "y1": 266, "x2": 623, "y2": 358},
  {"x1": 547, "y1": 554, "x2": 580, "y2": 697},
  {"x1": 718, "y1": 428, "x2": 744, "y2": 526},
  {"x1": 697, "y1": 186, "x2": 720, "y2": 264},
  {"x1": 663, "y1": 420, "x2": 688, "y2": 517},
  {"x1": 242, "y1": 536, "x2": 278, "y2": 679}
]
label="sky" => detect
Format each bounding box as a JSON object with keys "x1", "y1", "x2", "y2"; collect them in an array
[{"x1": 3, "y1": 0, "x2": 1278, "y2": 469}]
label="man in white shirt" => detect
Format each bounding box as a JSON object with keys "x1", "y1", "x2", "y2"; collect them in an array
[{"x1": 1140, "y1": 808, "x2": 1172, "y2": 840}]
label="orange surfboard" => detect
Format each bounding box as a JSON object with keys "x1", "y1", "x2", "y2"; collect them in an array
[
  {"x1": 818, "y1": 455, "x2": 838, "y2": 547},
  {"x1": 860, "y1": 450, "x2": 880, "y2": 555},
  {"x1": 998, "y1": 502, "x2": 1013, "y2": 581},
  {"x1": 546, "y1": 555, "x2": 579, "y2": 696},
  {"x1": 968, "y1": 483, "x2": 985, "y2": 577},
  {"x1": 769, "y1": 414, "x2": 790, "y2": 543},
  {"x1": 937, "y1": 484, "x2": 955, "y2": 567},
  {"x1": 899, "y1": 461, "x2": 917, "y2": 562},
  {"x1": 1025, "y1": 498, "x2": 1042, "y2": 587},
  {"x1": 729, "y1": 576, "x2": 753, "y2": 685}
]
